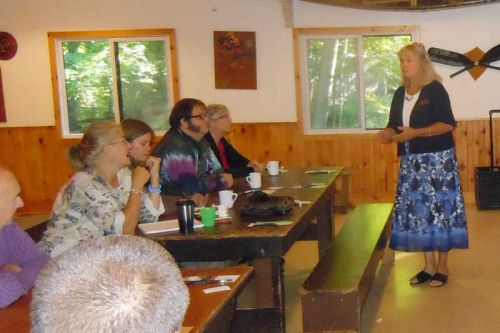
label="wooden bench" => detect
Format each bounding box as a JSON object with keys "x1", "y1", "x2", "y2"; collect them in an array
[{"x1": 300, "y1": 203, "x2": 393, "y2": 333}]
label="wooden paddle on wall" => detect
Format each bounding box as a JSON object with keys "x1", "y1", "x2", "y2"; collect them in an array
[{"x1": 428, "y1": 45, "x2": 500, "y2": 78}]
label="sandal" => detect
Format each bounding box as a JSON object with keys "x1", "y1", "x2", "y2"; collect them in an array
[
  {"x1": 430, "y1": 273, "x2": 448, "y2": 287},
  {"x1": 409, "y1": 270, "x2": 433, "y2": 285}
]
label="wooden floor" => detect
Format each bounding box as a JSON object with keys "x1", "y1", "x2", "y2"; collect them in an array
[{"x1": 266, "y1": 203, "x2": 499, "y2": 333}]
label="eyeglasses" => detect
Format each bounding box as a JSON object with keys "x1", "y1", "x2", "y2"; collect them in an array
[
  {"x1": 108, "y1": 138, "x2": 128, "y2": 146},
  {"x1": 189, "y1": 112, "x2": 207, "y2": 120},
  {"x1": 213, "y1": 114, "x2": 231, "y2": 120}
]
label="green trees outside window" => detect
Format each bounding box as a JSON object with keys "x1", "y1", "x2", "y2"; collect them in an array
[
  {"x1": 299, "y1": 28, "x2": 414, "y2": 133},
  {"x1": 50, "y1": 30, "x2": 177, "y2": 137}
]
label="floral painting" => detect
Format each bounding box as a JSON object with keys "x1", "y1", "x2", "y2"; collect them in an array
[{"x1": 214, "y1": 31, "x2": 256, "y2": 89}]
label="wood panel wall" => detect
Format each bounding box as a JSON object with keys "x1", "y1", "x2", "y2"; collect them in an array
[{"x1": 1, "y1": 119, "x2": 498, "y2": 212}]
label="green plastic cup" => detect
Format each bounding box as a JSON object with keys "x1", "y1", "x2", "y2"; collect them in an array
[{"x1": 200, "y1": 207, "x2": 216, "y2": 227}]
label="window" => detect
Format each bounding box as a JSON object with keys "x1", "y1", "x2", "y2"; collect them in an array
[
  {"x1": 295, "y1": 26, "x2": 417, "y2": 134},
  {"x1": 48, "y1": 30, "x2": 179, "y2": 137}
]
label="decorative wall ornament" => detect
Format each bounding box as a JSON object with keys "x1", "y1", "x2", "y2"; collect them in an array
[
  {"x1": 300, "y1": 0, "x2": 500, "y2": 11},
  {"x1": 0, "y1": 31, "x2": 18, "y2": 122},
  {"x1": 214, "y1": 31, "x2": 257, "y2": 89},
  {"x1": 428, "y1": 45, "x2": 500, "y2": 80}
]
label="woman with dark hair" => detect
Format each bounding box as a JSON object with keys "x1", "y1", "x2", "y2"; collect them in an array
[
  {"x1": 121, "y1": 118, "x2": 155, "y2": 165},
  {"x1": 379, "y1": 42, "x2": 468, "y2": 287},
  {"x1": 39, "y1": 121, "x2": 164, "y2": 257}
]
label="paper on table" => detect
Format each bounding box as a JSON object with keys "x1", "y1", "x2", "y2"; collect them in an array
[
  {"x1": 291, "y1": 183, "x2": 326, "y2": 189},
  {"x1": 247, "y1": 220, "x2": 293, "y2": 227},
  {"x1": 213, "y1": 275, "x2": 239, "y2": 282},
  {"x1": 138, "y1": 219, "x2": 203, "y2": 234},
  {"x1": 203, "y1": 285, "x2": 231, "y2": 294},
  {"x1": 305, "y1": 169, "x2": 336, "y2": 175},
  {"x1": 262, "y1": 189, "x2": 276, "y2": 194},
  {"x1": 183, "y1": 274, "x2": 240, "y2": 285}
]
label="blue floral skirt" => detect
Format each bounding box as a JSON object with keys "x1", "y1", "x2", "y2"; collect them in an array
[{"x1": 390, "y1": 146, "x2": 468, "y2": 252}]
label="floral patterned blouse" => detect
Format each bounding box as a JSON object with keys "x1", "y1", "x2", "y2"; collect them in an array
[{"x1": 38, "y1": 168, "x2": 164, "y2": 257}]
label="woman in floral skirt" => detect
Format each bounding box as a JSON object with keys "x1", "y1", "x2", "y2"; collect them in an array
[{"x1": 379, "y1": 42, "x2": 468, "y2": 287}]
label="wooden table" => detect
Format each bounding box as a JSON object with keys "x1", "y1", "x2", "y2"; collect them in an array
[
  {"x1": 0, "y1": 265, "x2": 253, "y2": 333},
  {"x1": 182, "y1": 265, "x2": 253, "y2": 333},
  {"x1": 146, "y1": 167, "x2": 342, "y2": 332}
]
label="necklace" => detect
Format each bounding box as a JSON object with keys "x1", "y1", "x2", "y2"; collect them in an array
[{"x1": 404, "y1": 92, "x2": 414, "y2": 102}]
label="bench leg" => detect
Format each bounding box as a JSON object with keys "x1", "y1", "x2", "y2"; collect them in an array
[
  {"x1": 382, "y1": 247, "x2": 395, "y2": 263},
  {"x1": 317, "y1": 198, "x2": 333, "y2": 257}
]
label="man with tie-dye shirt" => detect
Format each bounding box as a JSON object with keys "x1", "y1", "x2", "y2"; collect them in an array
[{"x1": 153, "y1": 98, "x2": 233, "y2": 207}]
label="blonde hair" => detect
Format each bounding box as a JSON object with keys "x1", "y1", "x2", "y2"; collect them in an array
[
  {"x1": 206, "y1": 104, "x2": 229, "y2": 120},
  {"x1": 68, "y1": 121, "x2": 123, "y2": 171},
  {"x1": 398, "y1": 42, "x2": 441, "y2": 88}
]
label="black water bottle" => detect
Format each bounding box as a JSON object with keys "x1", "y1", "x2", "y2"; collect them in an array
[{"x1": 176, "y1": 199, "x2": 195, "y2": 234}]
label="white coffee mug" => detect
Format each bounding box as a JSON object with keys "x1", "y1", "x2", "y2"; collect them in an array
[
  {"x1": 246, "y1": 172, "x2": 262, "y2": 189},
  {"x1": 219, "y1": 190, "x2": 238, "y2": 208},
  {"x1": 267, "y1": 161, "x2": 280, "y2": 176}
]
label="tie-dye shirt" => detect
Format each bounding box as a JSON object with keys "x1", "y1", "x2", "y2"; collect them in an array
[{"x1": 153, "y1": 128, "x2": 226, "y2": 196}]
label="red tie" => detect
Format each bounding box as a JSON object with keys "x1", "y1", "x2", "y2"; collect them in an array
[{"x1": 217, "y1": 141, "x2": 229, "y2": 170}]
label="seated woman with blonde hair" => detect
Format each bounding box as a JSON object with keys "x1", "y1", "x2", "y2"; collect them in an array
[{"x1": 38, "y1": 121, "x2": 164, "y2": 257}]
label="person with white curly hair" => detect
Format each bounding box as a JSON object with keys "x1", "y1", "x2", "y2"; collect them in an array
[{"x1": 31, "y1": 235, "x2": 189, "y2": 333}]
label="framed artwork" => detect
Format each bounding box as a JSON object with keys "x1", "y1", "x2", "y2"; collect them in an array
[
  {"x1": 0, "y1": 32, "x2": 18, "y2": 122},
  {"x1": 214, "y1": 31, "x2": 256, "y2": 89},
  {"x1": 0, "y1": 68, "x2": 5, "y2": 122}
]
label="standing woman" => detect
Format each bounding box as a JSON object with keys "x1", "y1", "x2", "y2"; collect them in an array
[
  {"x1": 379, "y1": 42, "x2": 468, "y2": 287},
  {"x1": 39, "y1": 121, "x2": 164, "y2": 257}
]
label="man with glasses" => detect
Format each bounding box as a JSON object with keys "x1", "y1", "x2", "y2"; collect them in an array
[
  {"x1": 205, "y1": 104, "x2": 264, "y2": 178},
  {"x1": 153, "y1": 98, "x2": 233, "y2": 207}
]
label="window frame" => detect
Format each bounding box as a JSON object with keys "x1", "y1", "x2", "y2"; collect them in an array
[
  {"x1": 48, "y1": 29, "x2": 179, "y2": 139},
  {"x1": 293, "y1": 26, "x2": 419, "y2": 136}
]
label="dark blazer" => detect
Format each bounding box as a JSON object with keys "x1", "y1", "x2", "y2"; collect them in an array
[
  {"x1": 204, "y1": 133, "x2": 252, "y2": 178},
  {"x1": 387, "y1": 80, "x2": 456, "y2": 156}
]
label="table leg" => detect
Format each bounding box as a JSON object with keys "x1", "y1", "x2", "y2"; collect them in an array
[
  {"x1": 316, "y1": 198, "x2": 333, "y2": 258},
  {"x1": 254, "y1": 257, "x2": 285, "y2": 331}
]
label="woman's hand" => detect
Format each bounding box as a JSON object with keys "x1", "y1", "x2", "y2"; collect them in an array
[
  {"x1": 191, "y1": 193, "x2": 209, "y2": 207},
  {"x1": 1, "y1": 263, "x2": 22, "y2": 273},
  {"x1": 131, "y1": 166, "x2": 150, "y2": 190},
  {"x1": 378, "y1": 128, "x2": 396, "y2": 144},
  {"x1": 392, "y1": 126, "x2": 419, "y2": 142},
  {"x1": 221, "y1": 173, "x2": 234, "y2": 188},
  {"x1": 145, "y1": 156, "x2": 161, "y2": 186},
  {"x1": 249, "y1": 160, "x2": 265, "y2": 172}
]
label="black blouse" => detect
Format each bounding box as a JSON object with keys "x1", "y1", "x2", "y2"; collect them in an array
[
  {"x1": 387, "y1": 80, "x2": 456, "y2": 156},
  {"x1": 204, "y1": 133, "x2": 252, "y2": 178}
]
